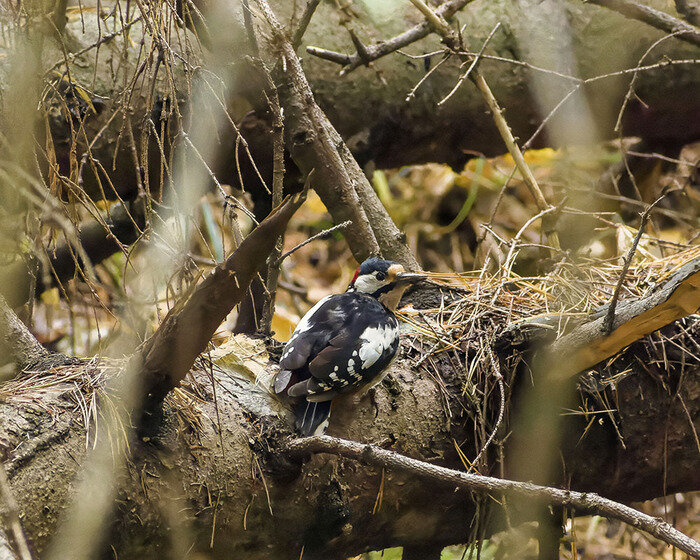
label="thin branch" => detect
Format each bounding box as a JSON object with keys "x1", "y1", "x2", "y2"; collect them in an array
[
  {"x1": 258, "y1": 61, "x2": 286, "y2": 335},
  {"x1": 614, "y1": 32, "x2": 681, "y2": 133},
  {"x1": 437, "y1": 22, "x2": 501, "y2": 107},
  {"x1": 585, "y1": 0, "x2": 700, "y2": 48},
  {"x1": 467, "y1": 347, "x2": 505, "y2": 473},
  {"x1": 287, "y1": 435, "x2": 700, "y2": 558},
  {"x1": 407, "y1": 0, "x2": 560, "y2": 250},
  {"x1": 275, "y1": 220, "x2": 352, "y2": 266},
  {"x1": 405, "y1": 52, "x2": 450, "y2": 102},
  {"x1": 304, "y1": 46, "x2": 352, "y2": 65},
  {"x1": 348, "y1": 29, "x2": 372, "y2": 66},
  {"x1": 291, "y1": 0, "x2": 321, "y2": 50},
  {"x1": 306, "y1": 0, "x2": 477, "y2": 75},
  {"x1": 603, "y1": 194, "x2": 665, "y2": 334},
  {"x1": 255, "y1": 0, "x2": 419, "y2": 268}
]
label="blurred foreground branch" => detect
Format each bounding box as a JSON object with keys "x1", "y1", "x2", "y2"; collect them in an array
[{"x1": 135, "y1": 189, "x2": 307, "y2": 409}]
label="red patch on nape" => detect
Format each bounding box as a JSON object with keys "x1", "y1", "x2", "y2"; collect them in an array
[{"x1": 351, "y1": 268, "x2": 360, "y2": 285}]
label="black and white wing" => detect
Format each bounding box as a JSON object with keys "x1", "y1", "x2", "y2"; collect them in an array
[{"x1": 274, "y1": 292, "x2": 400, "y2": 402}]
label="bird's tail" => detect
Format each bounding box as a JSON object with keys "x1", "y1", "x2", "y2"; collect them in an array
[{"x1": 294, "y1": 399, "x2": 332, "y2": 436}]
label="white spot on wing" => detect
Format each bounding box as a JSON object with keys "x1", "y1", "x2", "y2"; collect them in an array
[{"x1": 358, "y1": 323, "x2": 399, "y2": 369}]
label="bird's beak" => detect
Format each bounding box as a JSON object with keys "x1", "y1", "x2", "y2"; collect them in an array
[{"x1": 395, "y1": 272, "x2": 427, "y2": 284}]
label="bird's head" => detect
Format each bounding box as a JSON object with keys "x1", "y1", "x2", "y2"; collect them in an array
[{"x1": 348, "y1": 257, "x2": 425, "y2": 310}]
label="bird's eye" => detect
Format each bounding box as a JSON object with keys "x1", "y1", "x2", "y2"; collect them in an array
[{"x1": 376, "y1": 271, "x2": 386, "y2": 281}]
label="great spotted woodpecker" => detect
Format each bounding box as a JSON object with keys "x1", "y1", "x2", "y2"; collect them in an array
[{"x1": 274, "y1": 258, "x2": 425, "y2": 436}]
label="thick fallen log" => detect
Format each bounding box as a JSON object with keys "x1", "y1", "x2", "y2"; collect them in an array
[
  {"x1": 1, "y1": 254, "x2": 698, "y2": 558},
  {"x1": 3, "y1": 0, "x2": 700, "y2": 199}
]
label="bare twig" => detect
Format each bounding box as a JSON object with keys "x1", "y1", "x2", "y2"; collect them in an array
[
  {"x1": 585, "y1": 0, "x2": 700, "y2": 48},
  {"x1": 306, "y1": 0, "x2": 477, "y2": 75},
  {"x1": 348, "y1": 29, "x2": 372, "y2": 66},
  {"x1": 304, "y1": 46, "x2": 352, "y2": 65},
  {"x1": 291, "y1": 0, "x2": 321, "y2": 50},
  {"x1": 275, "y1": 220, "x2": 352, "y2": 266},
  {"x1": 437, "y1": 22, "x2": 501, "y2": 107},
  {"x1": 405, "y1": 52, "x2": 450, "y2": 101},
  {"x1": 603, "y1": 194, "x2": 665, "y2": 334},
  {"x1": 258, "y1": 61, "x2": 286, "y2": 336},
  {"x1": 467, "y1": 347, "x2": 505, "y2": 473},
  {"x1": 614, "y1": 32, "x2": 681, "y2": 133},
  {"x1": 287, "y1": 435, "x2": 700, "y2": 558}
]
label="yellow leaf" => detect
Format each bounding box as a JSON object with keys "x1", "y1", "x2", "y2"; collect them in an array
[
  {"x1": 304, "y1": 191, "x2": 328, "y2": 215},
  {"x1": 271, "y1": 309, "x2": 299, "y2": 342}
]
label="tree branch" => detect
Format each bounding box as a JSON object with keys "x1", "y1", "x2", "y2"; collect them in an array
[
  {"x1": 257, "y1": 60, "x2": 286, "y2": 336},
  {"x1": 585, "y1": 0, "x2": 700, "y2": 48},
  {"x1": 287, "y1": 435, "x2": 700, "y2": 559},
  {"x1": 291, "y1": 0, "x2": 321, "y2": 50},
  {"x1": 274, "y1": 219, "x2": 351, "y2": 266},
  {"x1": 0, "y1": 294, "x2": 49, "y2": 371},
  {"x1": 603, "y1": 195, "x2": 664, "y2": 334},
  {"x1": 510, "y1": 255, "x2": 700, "y2": 378},
  {"x1": 255, "y1": 0, "x2": 419, "y2": 269},
  {"x1": 407, "y1": 0, "x2": 561, "y2": 250},
  {"x1": 306, "y1": 0, "x2": 477, "y2": 76},
  {"x1": 135, "y1": 188, "x2": 307, "y2": 408}
]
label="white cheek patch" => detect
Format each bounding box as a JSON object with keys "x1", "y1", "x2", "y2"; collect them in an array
[
  {"x1": 358, "y1": 324, "x2": 399, "y2": 369},
  {"x1": 354, "y1": 274, "x2": 383, "y2": 294}
]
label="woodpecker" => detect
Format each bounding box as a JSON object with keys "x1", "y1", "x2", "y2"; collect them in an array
[{"x1": 274, "y1": 258, "x2": 425, "y2": 436}]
